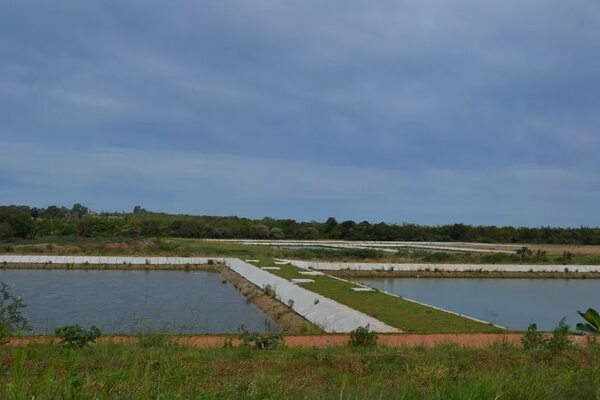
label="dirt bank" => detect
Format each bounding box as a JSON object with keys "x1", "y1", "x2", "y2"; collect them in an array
[{"x1": 220, "y1": 267, "x2": 321, "y2": 334}]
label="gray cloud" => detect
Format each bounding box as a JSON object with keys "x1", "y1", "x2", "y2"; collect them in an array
[{"x1": 1, "y1": 1, "x2": 599, "y2": 224}]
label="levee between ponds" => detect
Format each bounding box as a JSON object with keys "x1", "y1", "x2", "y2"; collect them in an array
[{"x1": 225, "y1": 259, "x2": 399, "y2": 333}]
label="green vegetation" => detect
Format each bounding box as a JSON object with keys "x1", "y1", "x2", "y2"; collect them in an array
[
  {"x1": 3, "y1": 203, "x2": 600, "y2": 244},
  {"x1": 55, "y1": 325, "x2": 102, "y2": 347},
  {"x1": 238, "y1": 325, "x2": 284, "y2": 350},
  {"x1": 0, "y1": 281, "x2": 30, "y2": 344},
  {"x1": 259, "y1": 262, "x2": 502, "y2": 333},
  {"x1": 1, "y1": 341, "x2": 599, "y2": 399},
  {"x1": 522, "y1": 320, "x2": 574, "y2": 354},
  {"x1": 349, "y1": 325, "x2": 378, "y2": 347},
  {"x1": 577, "y1": 308, "x2": 600, "y2": 335}
]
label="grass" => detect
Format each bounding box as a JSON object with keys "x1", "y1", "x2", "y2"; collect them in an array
[
  {"x1": 255, "y1": 262, "x2": 502, "y2": 333},
  {"x1": 1, "y1": 341, "x2": 599, "y2": 399}
]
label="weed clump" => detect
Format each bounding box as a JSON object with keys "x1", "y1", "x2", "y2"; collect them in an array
[
  {"x1": 238, "y1": 325, "x2": 283, "y2": 350},
  {"x1": 349, "y1": 325, "x2": 378, "y2": 347},
  {"x1": 55, "y1": 324, "x2": 102, "y2": 347},
  {"x1": 522, "y1": 319, "x2": 573, "y2": 354}
]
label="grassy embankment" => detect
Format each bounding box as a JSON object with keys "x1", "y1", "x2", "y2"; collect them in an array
[
  {"x1": 4, "y1": 237, "x2": 600, "y2": 265},
  {"x1": 250, "y1": 259, "x2": 502, "y2": 333},
  {"x1": 1, "y1": 341, "x2": 599, "y2": 399}
]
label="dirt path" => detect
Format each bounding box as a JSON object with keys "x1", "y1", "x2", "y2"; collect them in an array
[{"x1": 7, "y1": 333, "x2": 589, "y2": 348}]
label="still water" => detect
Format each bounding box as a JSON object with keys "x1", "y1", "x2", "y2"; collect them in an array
[
  {"x1": 0, "y1": 269, "x2": 278, "y2": 334},
  {"x1": 354, "y1": 278, "x2": 599, "y2": 331}
]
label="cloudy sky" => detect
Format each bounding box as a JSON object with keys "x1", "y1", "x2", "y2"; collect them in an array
[{"x1": 1, "y1": 1, "x2": 599, "y2": 226}]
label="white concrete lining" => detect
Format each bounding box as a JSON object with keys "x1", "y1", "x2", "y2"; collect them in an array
[
  {"x1": 206, "y1": 239, "x2": 516, "y2": 254},
  {"x1": 0, "y1": 255, "x2": 219, "y2": 265},
  {"x1": 282, "y1": 259, "x2": 600, "y2": 273},
  {"x1": 291, "y1": 278, "x2": 315, "y2": 284}
]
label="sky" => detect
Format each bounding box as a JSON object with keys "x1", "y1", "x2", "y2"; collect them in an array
[{"x1": 1, "y1": 1, "x2": 599, "y2": 226}]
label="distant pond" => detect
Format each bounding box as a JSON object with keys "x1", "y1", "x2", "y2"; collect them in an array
[
  {"x1": 353, "y1": 277, "x2": 600, "y2": 331},
  {"x1": 0, "y1": 269, "x2": 279, "y2": 334}
]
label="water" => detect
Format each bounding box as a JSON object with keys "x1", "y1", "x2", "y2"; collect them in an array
[
  {"x1": 0, "y1": 269, "x2": 279, "y2": 334},
  {"x1": 354, "y1": 278, "x2": 600, "y2": 331}
]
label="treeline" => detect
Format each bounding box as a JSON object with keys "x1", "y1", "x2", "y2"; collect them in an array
[{"x1": 1, "y1": 204, "x2": 600, "y2": 244}]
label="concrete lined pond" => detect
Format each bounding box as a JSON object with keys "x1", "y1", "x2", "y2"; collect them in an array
[
  {"x1": 353, "y1": 277, "x2": 600, "y2": 331},
  {"x1": 0, "y1": 269, "x2": 279, "y2": 334}
]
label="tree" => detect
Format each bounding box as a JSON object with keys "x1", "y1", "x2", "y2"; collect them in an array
[
  {"x1": 250, "y1": 224, "x2": 270, "y2": 239},
  {"x1": 0, "y1": 281, "x2": 31, "y2": 344},
  {"x1": 0, "y1": 206, "x2": 34, "y2": 239},
  {"x1": 324, "y1": 217, "x2": 338, "y2": 232},
  {"x1": 212, "y1": 225, "x2": 232, "y2": 238},
  {"x1": 301, "y1": 227, "x2": 319, "y2": 240},
  {"x1": 270, "y1": 227, "x2": 285, "y2": 240},
  {"x1": 72, "y1": 203, "x2": 89, "y2": 218},
  {"x1": 0, "y1": 223, "x2": 13, "y2": 242},
  {"x1": 133, "y1": 206, "x2": 146, "y2": 214}
]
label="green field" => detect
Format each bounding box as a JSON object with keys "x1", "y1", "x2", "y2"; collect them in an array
[{"x1": 1, "y1": 341, "x2": 598, "y2": 399}]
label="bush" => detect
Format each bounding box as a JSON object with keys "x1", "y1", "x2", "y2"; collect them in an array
[
  {"x1": 263, "y1": 284, "x2": 276, "y2": 298},
  {"x1": 522, "y1": 323, "x2": 546, "y2": 350},
  {"x1": 522, "y1": 319, "x2": 573, "y2": 353},
  {"x1": 55, "y1": 324, "x2": 102, "y2": 347},
  {"x1": 238, "y1": 325, "x2": 283, "y2": 350},
  {"x1": 0, "y1": 281, "x2": 31, "y2": 344},
  {"x1": 547, "y1": 319, "x2": 572, "y2": 353},
  {"x1": 349, "y1": 325, "x2": 378, "y2": 347}
]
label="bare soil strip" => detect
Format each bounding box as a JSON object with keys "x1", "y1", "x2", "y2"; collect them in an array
[
  {"x1": 8, "y1": 333, "x2": 589, "y2": 348},
  {"x1": 220, "y1": 267, "x2": 320, "y2": 334}
]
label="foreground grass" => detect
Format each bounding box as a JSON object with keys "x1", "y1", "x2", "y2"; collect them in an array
[
  {"x1": 1, "y1": 342, "x2": 599, "y2": 399},
  {"x1": 259, "y1": 262, "x2": 502, "y2": 333}
]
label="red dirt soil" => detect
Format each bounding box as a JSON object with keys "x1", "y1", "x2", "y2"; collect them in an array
[{"x1": 7, "y1": 333, "x2": 589, "y2": 348}]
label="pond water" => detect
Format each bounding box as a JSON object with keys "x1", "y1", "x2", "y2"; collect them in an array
[
  {"x1": 0, "y1": 269, "x2": 279, "y2": 334},
  {"x1": 353, "y1": 278, "x2": 600, "y2": 331}
]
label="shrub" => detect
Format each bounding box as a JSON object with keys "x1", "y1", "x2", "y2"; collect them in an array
[
  {"x1": 55, "y1": 324, "x2": 102, "y2": 347},
  {"x1": 547, "y1": 319, "x2": 573, "y2": 353},
  {"x1": 0, "y1": 281, "x2": 31, "y2": 344},
  {"x1": 263, "y1": 284, "x2": 276, "y2": 298},
  {"x1": 238, "y1": 325, "x2": 283, "y2": 350},
  {"x1": 349, "y1": 325, "x2": 378, "y2": 347},
  {"x1": 522, "y1": 319, "x2": 573, "y2": 353},
  {"x1": 522, "y1": 323, "x2": 546, "y2": 350}
]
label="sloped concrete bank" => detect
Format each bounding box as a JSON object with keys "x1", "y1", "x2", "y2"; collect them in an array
[
  {"x1": 283, "y1": 259, "x2": 600, "y2": 275},
  {"x1": 220, "y1": 267, "x2": 319, "y2": 334}
]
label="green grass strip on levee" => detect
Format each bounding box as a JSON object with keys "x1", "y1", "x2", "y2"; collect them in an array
[{"x1": 250, "y1": 261, "x2": 503, "y2": 333}]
